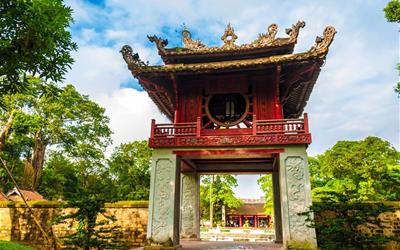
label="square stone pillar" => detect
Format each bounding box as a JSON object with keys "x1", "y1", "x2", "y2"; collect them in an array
[
  {"x1": 279, "y1": 146, "x2": 317, "y2": 249},
  {"x1": 180, "y1": 173, "x2": 200, "y2": 239},
  {"x1": 272, "y1": 171, "x2": 283, "y2": 243},
  {"x1": 146, "y1": 149, "x2": 181, "y2": 249}
]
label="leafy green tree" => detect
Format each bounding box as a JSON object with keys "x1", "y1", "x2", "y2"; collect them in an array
[
  {"x1": 55, "y1": 160, "x2": 125, "y2": 249},
  {"x1": 309, "y1": 136, "x2": 400, "y2": 201},
  {"x1": 383, "y1": 1, "x2": 400, "y2": 95},
  {"x1": 257, "y1": 174, "x2": 274, "y2": 215},
  {"x1": 1, "y1": 77, "x2": 112, "y2": 191},
  {"x1": 384, "y1": 0, "x2": 400, "y2": 22},
  {"x1": 302, "y1": 192, "x2": 397, "y2": 250},
  {"x1": 108, "y1": 141, "x2": 152, "y2": 200},
  {"x1": 0, "y1": 0, "x2": 77, "y2": 94},
  {"x1": 38, "y1": 152, "x2": 79, "y2": 200},
  {"x1": 200, "y1": 175, "x2": 242, "y2": 225}
]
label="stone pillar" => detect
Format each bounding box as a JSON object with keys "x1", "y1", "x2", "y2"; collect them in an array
[
  {"x1": 180, "y1": 172, "x2": 200, "y2": 239},
  {"x1": 279, "y1": 146, "x2": 317, "y2": 249},
  {"x1": 272, "y1": 171, "x2": 283, "y2": 243},
  {"x1": 146, "y1": 149, "x2": 181, "y2": 249}
]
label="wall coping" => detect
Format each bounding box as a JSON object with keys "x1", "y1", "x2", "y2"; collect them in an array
[{"x1": 0, "y1": 200, "x2": 149, "y2": 208}]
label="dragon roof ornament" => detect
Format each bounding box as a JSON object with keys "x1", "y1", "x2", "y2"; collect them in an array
[
  {"x1": 121, "y1": 24, "x2": 336, "y2": 76},
  {"x1": 146, "y1": 21, "x2": 307, "y2": 55}
]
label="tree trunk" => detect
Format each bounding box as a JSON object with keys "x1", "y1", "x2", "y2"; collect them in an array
[
  {"x1": 31, "y1": 130, "x2": 46, "y2": 190},
  {"x1": 0, "y1": 111, "x2": 15, "y2": 152}
]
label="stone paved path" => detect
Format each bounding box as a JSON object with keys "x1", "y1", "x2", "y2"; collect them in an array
[{"x1": 180, "y1": 240, "x2": 283, "y2": 250}]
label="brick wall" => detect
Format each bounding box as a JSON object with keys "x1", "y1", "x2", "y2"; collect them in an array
[{"x1": 0, "y1": 201, "x2": 148, "y2": 249}]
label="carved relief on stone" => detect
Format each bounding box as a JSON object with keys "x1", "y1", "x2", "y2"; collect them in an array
[
  {"x1": 285, "y1": 156, "x2": 308, "y2": 240},
  {"x1": 181, "y1": 175, "x2": 196, "y2": 236},
  {"x1": 152, "y1": 159, "x2": 174, "y2": 242}
]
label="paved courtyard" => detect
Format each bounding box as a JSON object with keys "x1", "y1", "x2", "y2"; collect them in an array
[{"x1": 180, "y1": 240, "x2": 283, "y2": 250}]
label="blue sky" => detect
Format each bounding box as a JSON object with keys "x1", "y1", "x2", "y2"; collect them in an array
[{"x1": 64, "y1": 0, "x2": 399, "y2": 199}]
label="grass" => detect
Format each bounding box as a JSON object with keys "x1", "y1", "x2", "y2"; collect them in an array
[{"x1": 0, "y1": 241, "x2": 36, "y2": 250}]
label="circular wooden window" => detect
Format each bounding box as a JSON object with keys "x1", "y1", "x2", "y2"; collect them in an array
[{"x1": 205, "y1": 93, "x2": 249, "y2": 127}]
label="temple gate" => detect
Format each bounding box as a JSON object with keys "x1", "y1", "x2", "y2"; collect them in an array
[{"x1": 121, "y1": 21, "x2": 336, "y2": 249}]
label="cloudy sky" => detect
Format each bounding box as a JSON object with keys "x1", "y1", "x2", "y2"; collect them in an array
[{"x1": 64, "y1": 0, "x2": 399, "y2": 199}]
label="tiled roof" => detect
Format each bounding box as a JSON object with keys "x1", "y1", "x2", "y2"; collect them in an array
[{"x1": 6, "y1": 188, "x2": 44, "y2": 201}]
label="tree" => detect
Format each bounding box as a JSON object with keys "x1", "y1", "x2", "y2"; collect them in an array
[
  {"x1": 0, "y1": 0, "x2": 77, "y2": 94},
  {"x1": 38, "y1": 152, "x2": 79, "y2": 200},
  {"x1": 309, "y1": 136, "x2": 400, "y2": 201},
  {"x1": 384, "y1": 0, "x2": 400, "y2": 22},
  {"x1": 383, "y1": 1, "x2": 400, "y2": 95},
  {"x1": 54, "y1": 156, "x2": 125, "y2": 249},
  {"x1": 0, "y1": 77, "x2": 112, "y2": 191},
  {"x1": 108, "y1": 141, "x2": 152, "y2": 201},
  {"x1": 200, "y1": 175, "x2": 242, "y2": 226},
  {"x1": 257, "y1": 174, "x2": 274, "y2": 215}
]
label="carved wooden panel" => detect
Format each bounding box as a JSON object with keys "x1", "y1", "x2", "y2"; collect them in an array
[{"x1": 149, "y1": 133, "x2": 311, "y2": 148}]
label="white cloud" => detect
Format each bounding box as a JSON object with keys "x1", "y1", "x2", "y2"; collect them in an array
[
  {"x1": 98, "y1": 88, "x2": 168, "y2": 150},
  {"x1": 63, "y1": 0, "x2": 399, "y2": 197}
]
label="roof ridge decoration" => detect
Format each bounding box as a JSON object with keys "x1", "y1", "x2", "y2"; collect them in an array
[
  {"x1": 221, "y1": 23, "x2": 238, "y2": 49},
  {"x1": 182, "y1": 27, "x2": 207, "y2": 50},
  {"x1": 309, "y1": 26, "x2": 337, "y2": 52},
  {"x1": 121, "y1": 25, "x2": 336, "y2": 76},
  {"x1": 146, "y1": 21, "x2": 306, "y2": 55}
]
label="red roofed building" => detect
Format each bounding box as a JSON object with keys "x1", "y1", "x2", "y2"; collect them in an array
[
  {"x1": 0, "y1": 192, "x2": 8, "y2": 201},
  {"x1": 226, "y1": 198, "x2": 272, "y2": 228},
  {"x1": 6, "y1": 188, "x2": 44, "y2": 201}
]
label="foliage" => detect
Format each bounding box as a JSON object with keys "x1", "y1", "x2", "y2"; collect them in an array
[
  {"x1": 257, "y1": 174, "x2": 274, "y2": 215},
  {"x1": 38, "y1": 152, "x2": 79, "y2": 200},
  {"x1": 0, "y1": 241, "x2": 36, "y2": 250},
  {"x1": 54, "y1": 158, "x2": 126, "y2": 250},
  {"x1": 200, "y1": 175, "x2": 242, "y2": 225},
  {"x1": 108, "y1": 141, "x2": 152, "y2": 200},
  {"x1": 302, "y1": 192, "x2": 398, "y2": 250},
  {"x1": 396, "y1": 64, "x2": 400, "y2": 96},
  {"x1": 0, "y1": 77, "x2": 112, "y2": 191},
  {"x1": 309, "y1": 136, "x2": 400, "y2": 202},
  {"x1": 383, "y1": 1, "x2": 400, "y2": 95},
  {"x1": 384, "y1": 0, "x2": 400, "y2": 22},
  {"x1": 0, "y1": 0, "x2": 77, "y2": 94}
]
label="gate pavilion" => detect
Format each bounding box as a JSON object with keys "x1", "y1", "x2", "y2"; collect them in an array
[{"x1": 121, "y1": 21, "x2": 336, "y2": 249}]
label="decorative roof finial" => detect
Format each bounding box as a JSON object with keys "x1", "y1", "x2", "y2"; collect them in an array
[
  {"x1": 181, "y1": 25, "x2": 207, "y2": 50},
  {"x1": 221, "y1": 23, "x2": 238, "y2": 49},
  {"x1": 147, "y1": 35, "x2": 168, "y2": 53},
  {"x1": 310, "y1": 26, "x2": 337, "y2": 52},
  {"x1": 286, "y1": 21, "x2": 306, "y2": 42},
  {"x1": 251, "y1": 23, "x2": 278, "y2": 46}
]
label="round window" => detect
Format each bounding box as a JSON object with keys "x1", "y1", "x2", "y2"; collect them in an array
[{"x1": 205, "y1": 93, "x2": 249, "y2": 127}]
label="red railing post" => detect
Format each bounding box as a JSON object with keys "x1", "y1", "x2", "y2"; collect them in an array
[
  {"x1": 303, "y1": 113, "x2": 309, "y2": 133},
  {"x1": 252, "y1": 115, "x2": 257, "y2": 135},
  {"x1": 196, "y1": 117, "x2": 201, "y2": 138},
  {"x1": 150, "y1": 119, "x2": 155, "y2": 138}
]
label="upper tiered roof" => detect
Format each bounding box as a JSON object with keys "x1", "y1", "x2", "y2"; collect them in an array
[{"x1": 121, "y1": 22, "x2": 336, "y2": 120}]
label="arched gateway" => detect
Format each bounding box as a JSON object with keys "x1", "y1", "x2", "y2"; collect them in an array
[{"x1": 121, "y1": 22, "x2": 336, "y2": 249}]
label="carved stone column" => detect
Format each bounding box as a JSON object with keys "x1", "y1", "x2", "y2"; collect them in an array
[
  {"x1": 272, "y1": 170, "x2": 283, "y2": 243},
  {"x1": 279, "y1": 146, "x2": 317, "y2": 249},
  {"x1": 146, "y1": 149, "x2": 181, "y2": 249},
  {"x1": 180, "y1": 173, "x2": 200, "y2": 239}
]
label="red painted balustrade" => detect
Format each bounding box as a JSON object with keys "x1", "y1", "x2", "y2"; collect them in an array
[{"x1": 149, "y1": 113, "x2": 311, "y2": 148}]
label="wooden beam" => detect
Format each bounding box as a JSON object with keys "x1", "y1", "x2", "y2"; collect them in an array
[{"x1": 173, "y1": 149, "x2": 285, "y2": 156}]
